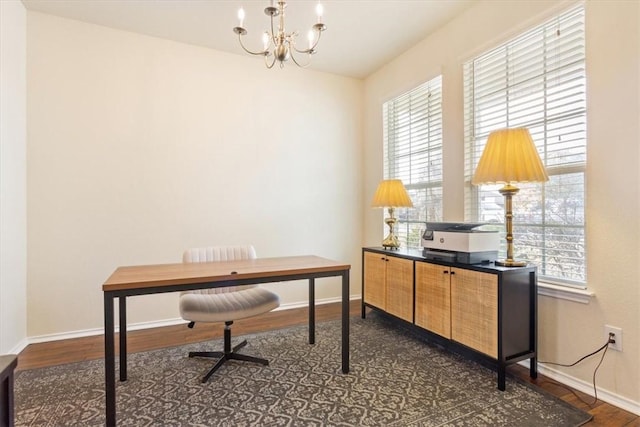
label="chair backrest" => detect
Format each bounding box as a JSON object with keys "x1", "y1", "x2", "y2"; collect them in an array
[
  {"x1": 183, "y1": 246, "x2": 257, "y2": 263},
  {"x1": 182, "y1": 245, "x2": 257, "y2": 294}
]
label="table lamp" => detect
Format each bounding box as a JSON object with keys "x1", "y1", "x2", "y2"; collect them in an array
[
  {"x1": 371, "y1": 179, "x2": 413, "y2": 250},
  {"x1": 472, "y1": 128, "x2": 549, "y2": 266}
]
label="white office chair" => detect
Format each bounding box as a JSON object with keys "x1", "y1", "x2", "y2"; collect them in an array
[{"x1": 180, "y1": 245, "x2": 280, "y2": 383}]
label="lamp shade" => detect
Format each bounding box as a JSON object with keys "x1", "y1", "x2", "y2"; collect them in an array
[
  {"x1": 371, "y1": 179, "x2": 413, "y2": 208},
  {"x1": 472, "y1": 128, "x2": 549, "y2": 185}
]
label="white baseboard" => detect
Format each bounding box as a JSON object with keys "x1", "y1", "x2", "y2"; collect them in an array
[
  {"x1": 518, "y1": 360, "x2": 640, "y2": 416},
  {"x1": 8, "y1": 338, "x2": 29, "y2": 356},
  {"x1": 24, "y1": 296, "x2": 355, "y2": 345}
]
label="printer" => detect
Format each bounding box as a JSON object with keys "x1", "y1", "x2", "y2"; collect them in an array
[{"x1": 421, "y1": 222, "x2": 499, "y2": 264}]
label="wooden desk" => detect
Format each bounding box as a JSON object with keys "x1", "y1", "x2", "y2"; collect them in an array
[
  {"x1": 0, "y1": 355, "x2": 17, "y2": 427},
  {"x1": 103, "y1": 255, "x2": 351, "y2": 426}
]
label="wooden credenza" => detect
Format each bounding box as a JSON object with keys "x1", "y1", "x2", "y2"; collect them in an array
[{"x1": 362, "y1": 247, "x2": 537, "y2": 390}]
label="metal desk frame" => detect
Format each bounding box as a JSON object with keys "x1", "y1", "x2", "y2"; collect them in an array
[{"x1": 103, "y1": 255, "x2": 350, "y2": 426}]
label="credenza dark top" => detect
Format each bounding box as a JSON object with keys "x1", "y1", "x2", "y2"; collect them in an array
[{"x1": 363, "y1": 247, "x2": 536, "y2": 275}]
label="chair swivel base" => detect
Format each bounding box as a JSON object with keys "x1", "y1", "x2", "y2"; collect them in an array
[{"x1": 189, "y1": 333, "x2": 269, "y2": 383}]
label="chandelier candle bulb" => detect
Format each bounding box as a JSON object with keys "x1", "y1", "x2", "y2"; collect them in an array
[
  {"x1": 308, "y1": 30, "x2": 314, "y2": 49},
  {"x1": 316, "y1": 3, "x2": 324, "y2": 23},
  {"x1": 238, "y1": 8, "x2": 245, "y2": 28}
]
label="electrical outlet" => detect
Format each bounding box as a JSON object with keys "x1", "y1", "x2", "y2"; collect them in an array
[{"x1": 604, "y1": 325, "x2": 623, "y2": 351}]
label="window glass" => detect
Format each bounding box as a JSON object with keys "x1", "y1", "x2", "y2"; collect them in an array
[
  {"x1": 383, "y1": 76, "x2": 443, "y2": 248},
  {"x1": 464, "y1": 6, "x2": 586, "y2": 286}
]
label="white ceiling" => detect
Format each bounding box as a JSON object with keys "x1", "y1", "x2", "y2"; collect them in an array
[{"x1": 21, "y1": 0, "x2": 476, "y2": 79}]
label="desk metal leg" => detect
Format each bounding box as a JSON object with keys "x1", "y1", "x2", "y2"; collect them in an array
[
  {"x1": 308, "y1": 278, "x2": 315, "y2": 345},
  {"x1": 119, "y1": 297, "x2": 127, "y2": 381},
  {"x1": 342, "y1": 271, "x2": 350, "y2": 374},
  {"x1": 104, "y1": 294, "x2": 116, "y2": 426}
]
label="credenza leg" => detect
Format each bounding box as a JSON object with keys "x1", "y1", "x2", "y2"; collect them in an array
[
  {"x1": 530, "y1": 356, "x2": 538, "y2": 379},
  {"x1": 497, "y1": 363, "x2": 506, "y2": 391}
]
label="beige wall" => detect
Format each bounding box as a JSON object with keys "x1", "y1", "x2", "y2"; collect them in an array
[
  {"x1": 364, "y1": 0, "x2": 639, "y2": 411},
  {"x1": 26, "y1": 12, "x2": 363, "y2": 337},
  {"x1": 0, "y1": 0, "x2": 28, "y2": 354}
]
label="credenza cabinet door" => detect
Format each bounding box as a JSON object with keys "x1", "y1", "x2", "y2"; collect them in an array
[
  {"x1": 385, "y1": 256, "x2": 414, "y2": 322},
  {"x1": 415, "y1": 262, "x2": 451, "y2": 338},
  {"x1": 363, "y1": 251, "x2": 387, "y2": 310},
  {"x1": 450, "y1": 268, "x2": 498, "y2": 358}
]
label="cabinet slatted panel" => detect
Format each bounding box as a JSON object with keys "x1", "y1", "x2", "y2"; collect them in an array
[
  {"x1": 385, "y1": 256, "x2": 414, "y2": 322},
  {"x1": 415, "y1": 262, "x2": 451, "y2": 338},
  {"x1": 451, "y1": 268, "x2": 498, "y2": 358},
  {"x1": 363, "y1": 251, "x2": 386, "y2": 310}
]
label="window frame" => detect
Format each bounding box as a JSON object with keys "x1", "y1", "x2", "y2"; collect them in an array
[
  {"x1": 382, "y1": 76, "x2": 444, "y2": 249},
  {"x1": 463, "y1": 6, "x2": 587, "y2": 288}
]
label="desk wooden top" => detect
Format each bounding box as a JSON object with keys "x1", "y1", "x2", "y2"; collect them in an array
[
  {"x1": 103, "y1": 255, "x2": 350, "y2": 292},
  {"x1": 0, "y1": 354, "x2": 17, "y2": 380}
]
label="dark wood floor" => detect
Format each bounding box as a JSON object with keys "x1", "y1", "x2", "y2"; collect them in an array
[{"x1": 17, "y1": 300, "x2": 639, "y2": 426}]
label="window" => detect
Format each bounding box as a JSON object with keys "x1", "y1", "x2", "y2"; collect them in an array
[
  {"x1": 383, "y1": 76, "x2": 443, "y2": 248},
  {"x1": 464, "y1": 6, "x2": 586, "y2": 286}
]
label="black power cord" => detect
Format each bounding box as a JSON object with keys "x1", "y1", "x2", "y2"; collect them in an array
[{"x1": 538, "y1": 335, "x2": 613, "y2": 406}]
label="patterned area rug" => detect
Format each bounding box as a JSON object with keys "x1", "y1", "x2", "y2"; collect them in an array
[{"x1": 15, "y1": 313, "x2": 592, "y2": 426}]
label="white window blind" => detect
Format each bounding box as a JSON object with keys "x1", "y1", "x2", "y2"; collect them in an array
[
  {"x1": 464, "y1": 6, "x2": 586, "y2": 286},
  {"x1": 383, "y1": 76, "x2": 443, "y2": 248}
]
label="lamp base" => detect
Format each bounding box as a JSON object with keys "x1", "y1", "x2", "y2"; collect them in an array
[
  {"x1": 381, "y1": 207, "x2": 400, "y2": 250},
  {"x1": 495, "y1": 259, "x2": 527, "y2": 267},
  {"x1": 381, "y1": 234, "x2": 400, "y2": 250}
]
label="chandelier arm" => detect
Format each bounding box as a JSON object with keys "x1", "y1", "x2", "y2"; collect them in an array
[
  {"x1": 237, "y1": 34, "x2": 268, "y2": 56},
  {"x1": 265, "y1": 54, "x2": 277, "y2": 69},
  {"x1": 289, "y1": 50, "x2": 310, "y2": 68}
]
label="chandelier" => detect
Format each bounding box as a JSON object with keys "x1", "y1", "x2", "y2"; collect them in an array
[{"x1": 233, "y1": 1, "x2": 326, "y2": 69}]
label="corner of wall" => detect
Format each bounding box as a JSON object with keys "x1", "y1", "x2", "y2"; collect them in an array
[{"x1": 0, "y1": 0, "x2": 28, "y2": 354}]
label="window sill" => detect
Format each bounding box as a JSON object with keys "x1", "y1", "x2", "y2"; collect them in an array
[{"x1": 538, "y1": 281, "x2": 594, "y2": 304}]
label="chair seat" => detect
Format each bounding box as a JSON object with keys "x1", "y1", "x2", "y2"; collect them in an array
[{"x1": 180, "y1": 287, "x2": 279, "y2": 323}]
